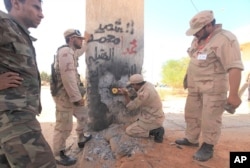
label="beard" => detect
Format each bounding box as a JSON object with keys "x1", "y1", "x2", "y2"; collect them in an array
[
  {"x1": 198, "y1": 30, "x2": 210, "y2": 42},
  {"x1": 74, "y1": 42, "x2": 82, "y2": 49}
]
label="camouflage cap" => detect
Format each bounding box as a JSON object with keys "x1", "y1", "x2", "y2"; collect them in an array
[
  {"x1": 186, "y1": 10, "x2": 214, "y2": 36},
  {"x1": 64, "y1": 29, "x2": 85, "y2": 39},
  {"x1": 128, "y1": 74, "x2": 144, "y2": 85}
]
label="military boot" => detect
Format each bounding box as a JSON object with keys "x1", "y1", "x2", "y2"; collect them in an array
[
  {"x1": 149, "y1": 127, "x2": 165, "y2": 143},
  {"x1": 78, "y1": 132, "x2": 92, "y2": 148},
  {"x1": 175, "y1": 138, "x2": 199, "y2": 147},
  {"x1": 55, "y1": 150, "x2": 77, "y2": 166},
  {"x1": 193, "y1": 142, "x2": 214, "y2": 162}
]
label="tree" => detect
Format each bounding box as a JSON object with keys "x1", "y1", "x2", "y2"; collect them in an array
[
  {"x1": 161, "y1": 57, "x2": 189, "y2": 88},
  {"x1": 40, "y1": 71, "x2": 50, "y2": 83}
]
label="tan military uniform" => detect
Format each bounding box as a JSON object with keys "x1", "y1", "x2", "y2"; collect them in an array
[
  {"x1": 125, "y1": 82, "x2": 165, "y2": 137},
  {"x1": 185, "y1": 24, "x2": 244, "y2": 145},
  {"x1": 0, "y1": 10, "x2": 56, "y2": 167},
  {"x1": 52, "y1": 45, "x2": 88, "y2": 156}
]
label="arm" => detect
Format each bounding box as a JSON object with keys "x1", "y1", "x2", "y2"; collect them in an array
[
  {"x1": 74, "y1": 31, "x2": 90, "y2": 58},
  {"x1": 227, "y1": 68, "x2": 242, "y2": 108},
  {"x1": 58, "y1": 48, "x2": 83, "y2": 104},
  {"x1": 119, "y1": 88, "x2": 131, "y2": 105},
  {"x1": 0, "y1": 72, "x2": 23, "y2": 90}
]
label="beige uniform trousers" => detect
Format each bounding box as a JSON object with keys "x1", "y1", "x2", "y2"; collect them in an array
[
  {"x1": 53, "y1": 97, "x2": 88, "y2": 156},
  {"x1": 126, "y1": 117, "x2": 164, "y2": 138},
  {"x1": 185, "y1": 76, "x2": 227, "y2": 145}
]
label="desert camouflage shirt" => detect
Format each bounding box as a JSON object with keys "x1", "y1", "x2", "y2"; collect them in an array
[
  {"x1": 126, "y1": 82, "x2": 165, "y2": 128},
  {"x1": 0, "y1": 10, "x2": 41, "y2": 114}
]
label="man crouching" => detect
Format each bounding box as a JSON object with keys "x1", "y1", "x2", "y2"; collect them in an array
[{"x1": 119, "y1": 74, "x2": 165, "y2": 143}]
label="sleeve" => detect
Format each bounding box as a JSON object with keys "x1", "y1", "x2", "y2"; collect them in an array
[
  {"x1": 58, "y1": 47, "x2": 82, "y2": 102},
  {"x1": 74, "y1": 41, "x2": 87, "y2": 58},
  {"x1": 217, "y1": 32, "x2": 244, "y2": 72},
  {"x1": 126, "y1": 89, "x2": 149, "y2": 110},
  {"x1": 0, "y1": 18, "x2": 13, "y2": 45}
]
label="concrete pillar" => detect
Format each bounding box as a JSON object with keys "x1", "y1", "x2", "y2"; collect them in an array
[{"x1": 85, "y1": 0, "x2": 144, "y2": 131}]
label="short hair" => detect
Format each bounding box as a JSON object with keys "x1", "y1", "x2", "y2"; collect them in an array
[
  {"x1": 4, "y1": 0, "x2": 42, "y2": 12},
  {"x1": 4, "y1": 0, "x2": 25, "y2": 12},
  {"x1": 211, "y1": 19, "x2": 216, "y2": 26},
  {"x1": 65, "y1": 37, "x2": 70, "y2": 44}
]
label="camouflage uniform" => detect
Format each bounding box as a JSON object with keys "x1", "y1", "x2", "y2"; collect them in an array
[
  {"x1": 125, "y1": 82, "x2": 165, "y2": 137},
  {"x1": 51, "y1": 45, "x2": 88, "y2": 156},
  {"x1": 185, "y1": 24, "x2": 244, "y2": 145},
  {"x1": 0, "y1": 10, "x2": 56, "y2": 168}
]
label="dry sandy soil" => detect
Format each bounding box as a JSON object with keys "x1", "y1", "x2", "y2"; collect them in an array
[{"x1": 38, "y1": 86, "x2": 250, "y2": 168}]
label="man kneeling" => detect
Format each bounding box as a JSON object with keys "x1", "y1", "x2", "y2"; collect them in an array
[{"x1": 119, "y1": 74, "x2": 165, "y2": 143}]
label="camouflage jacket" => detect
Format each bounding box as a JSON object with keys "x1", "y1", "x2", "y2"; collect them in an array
[
  {"x1": 126, "y1": 82, "x2": 165, "y2": 129},
  {"x1": 0, "y1": 10, "x2": 41, "y2": 114},
  {"x1": 50, "y1": 45, "x2": 85, "y2": 103}
]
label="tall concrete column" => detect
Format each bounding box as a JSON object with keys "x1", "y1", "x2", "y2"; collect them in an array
[{"x1": 85, "y1": 0, "x2": 144, "y2": 131}]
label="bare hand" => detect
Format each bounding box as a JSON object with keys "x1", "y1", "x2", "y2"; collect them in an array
[
  {"x1": 74, "y1": 99, "x2": 85, "y2": 106},
  {"x1": 227, "y1": 95, "x2": 241, "y2": 109},
  {"x1": 118, "y1": 88, "x2": 128, "y2": 95},
  {"x1": 0, "y1": 72, "x2": 23, "y2": 90},
  {"x1": 84, "y1": 31, "x2": 91, "y2": 42}
]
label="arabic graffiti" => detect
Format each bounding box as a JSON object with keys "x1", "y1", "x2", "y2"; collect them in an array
[
  {"x1": 94, "y1": 19, "x2": 134, "y2": 35},
  {"x1": 88, "y1": 34, "x2": 120, "y2": 45},
  {"x1": 123, "y1": 39, "x2": 137, "y2": 55},
  {"x1": 88, "y1": 46, "x2": 114, "y2": 64},
  {"x1": 86, "y1": 18, "x2": 140, "y2": 80}
]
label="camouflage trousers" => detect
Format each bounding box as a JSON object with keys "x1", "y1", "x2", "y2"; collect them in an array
[
  {"x1": 53, "y1": 96, "x2": 88, "y2": 156},
  {"x1": 0, "y1": 110, "x2": 56, "y2": 168},
  {"x1": 184, "y1": 92, "x2": 227, "y2": 145}
]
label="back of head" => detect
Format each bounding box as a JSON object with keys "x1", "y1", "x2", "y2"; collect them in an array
[{"x1": 186, "y1": 10, "x2": 214, "y2": 36}]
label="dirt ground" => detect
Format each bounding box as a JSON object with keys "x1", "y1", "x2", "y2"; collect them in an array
[{"x1": 39, "y1": 86, "x2": 250, "y2": 168}]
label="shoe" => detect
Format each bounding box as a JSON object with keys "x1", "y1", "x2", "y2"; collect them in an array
[
  {"x1": 149, "y1": 127, "x2": 165, "y2": 143},
  {"x1": 193, "y1": 142, "x2": 214, "y2": 162},
  {"x1": 78, "y1": 133, "x2": 92, "y2": 148},
  {"x1": 175, "y1": 138, "x2": 199, "y2": 147},
  {"x1": 55, "y1": 150, "x2": 77, "y2": 166}
]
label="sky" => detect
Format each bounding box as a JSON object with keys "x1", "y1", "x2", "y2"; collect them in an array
[{"x1": 0, "y1": 0, "x2": 250, "y2": 83}]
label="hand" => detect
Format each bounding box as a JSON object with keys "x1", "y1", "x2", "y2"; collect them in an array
[
  {"x1": 118, "y1": 88, "x2": 128, "y2": 95},
  {"x1": 227, "y1": 95, "x2": 241, "y2": 109},
  {"x1": 0, "y1": 72, "x2": 23, "y2": 90},
  {"x1": 74, "y1": 99, "x2": 85, "y2": 106},
  {"x1": 84, "y1": 31, "x2": 91, "y2": 42}
]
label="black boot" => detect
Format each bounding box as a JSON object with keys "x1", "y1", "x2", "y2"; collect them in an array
[
  {"x1": 149, "y1": 127, "x2": 165, "y2": 143},
  {"x1": 78, "y1": 133, "x2": 92, "y2": 148},
  {"x1": 175, "y1": 138, "x2": 199, "y2": 147},
  {"x1": 55, "y1": 150, "x2": 77, "y2": 166},
  {"x1": 193, "y1": 142, "x2": 214, "y2": 162}
]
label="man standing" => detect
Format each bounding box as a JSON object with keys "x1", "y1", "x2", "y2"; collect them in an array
[
  {"x1": 119, "y1": 74, "x2": 165, "y2": 143},
  {"x1": 175, "y1": 10, "x2": 244, "y2": 162},
  {"x1": 51, "y1": 29, "x2": 92, "y2": 166},
  {"x1": 0, "y1": 0, "x2": 56, "y2": 167},
  {"x1": 0, "y1": 72, "x2": 23, "y2": 90}
]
